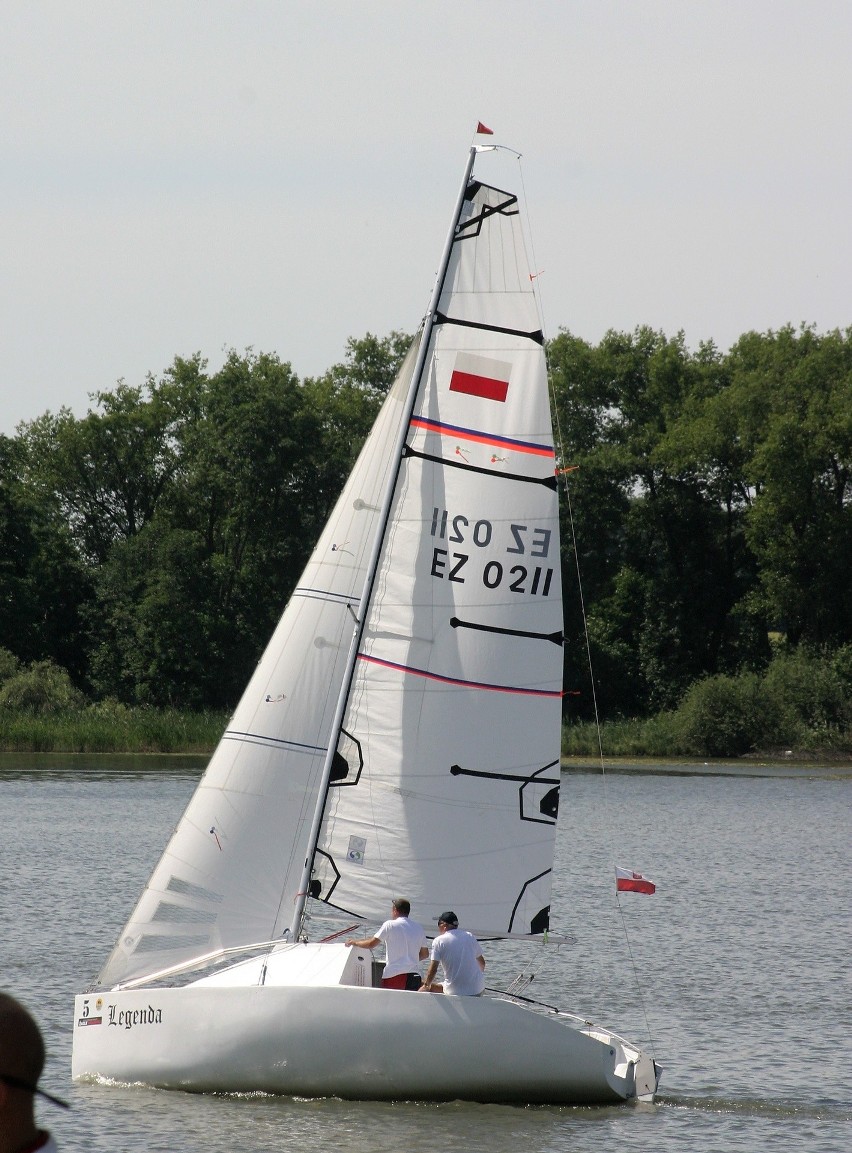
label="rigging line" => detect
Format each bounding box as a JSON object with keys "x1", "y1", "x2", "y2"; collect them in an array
[
  {"x1": 524, "y1": 147, "x2": 660, "y2": 1064},
  {"x1": 288, "y1": 147, "x2": 480, "y2": 941},
  {"x1": 559, "y1": 451, "x2": 659, "y2": 1063},
  {"x1": 554, "y1": 343, "x2": 659, "y2": 1065},
  {"x1": 516, "y1": 155, "x2": 549, "y2": 348},
  {"x1": 499, "y1": 934, "x2": 568, "y2": 995},
  {"x1": 615, "y1": 894, "x2": 658, "y2": 1062}
]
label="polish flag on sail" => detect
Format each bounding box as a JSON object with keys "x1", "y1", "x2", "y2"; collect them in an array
[
  {"x1": 476, "y1": 121, "x2": 494, "y2": 135},
  {"x1": 616, "y1": 867, "x2": 656, "y2": 895},
  {"x1": 449, "y1": 353, "x2": 511, "y2": 403}
]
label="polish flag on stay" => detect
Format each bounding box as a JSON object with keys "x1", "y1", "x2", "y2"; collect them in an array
[
  {"x1": 616, "y1": 867, "x2": 656, "y2": 895},
  {"x1": 449, "y1": 353, "x2": 511, "y2": 403}
]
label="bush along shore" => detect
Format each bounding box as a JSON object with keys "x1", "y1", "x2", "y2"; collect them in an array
[
  {"x1": 0, "y1": 646, "x2": 849, "y2": 759},
  {"x1": 0, "y1": 650, "x2": 227, "y2": 753},
  {"x1": 0, "y1": 703, "x2": 229, "y2": 755},
  {"x1": 563, "y1": 643, "x2": 852, "y2": 761}
]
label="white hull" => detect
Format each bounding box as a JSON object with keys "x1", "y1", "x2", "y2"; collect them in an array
[{"x1": 73, "y1": 983, "x2": 658, "y2": 1105}]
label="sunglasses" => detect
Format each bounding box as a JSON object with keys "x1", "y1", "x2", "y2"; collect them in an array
[{"x1": 0, "y1": 1073, "x2": 70, "y2": 1109}]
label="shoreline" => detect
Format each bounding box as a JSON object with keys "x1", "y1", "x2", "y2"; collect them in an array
[
  {"x1": 2, "y1": 749, "x2": 850, "y2": 778},
  {"x1": 562, "y1": 753, "x2": 852, "y2": 776}
]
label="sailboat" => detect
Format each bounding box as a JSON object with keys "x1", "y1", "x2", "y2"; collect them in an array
[{"x1": 72, "y1": 140, "x2": 661, "y2": 1105}]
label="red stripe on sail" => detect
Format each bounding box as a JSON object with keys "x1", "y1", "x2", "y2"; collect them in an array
[
  {"x1": 450, "y1": 369, "x2": 509, "y2": 403},
  {"x1": 409, "y1": 416, "x2": 554, "y2": 459},
  {"x1": 358, "y1": 654, "x2": 563, "y2": 698}
]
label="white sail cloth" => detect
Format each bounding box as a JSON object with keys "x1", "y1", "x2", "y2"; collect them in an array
[
  {"x1": 98, "y1": 173, "x2": 562, "y2": 989},
  {"x1": 314, "y1": 180, "x2": 563, "y2": 936}
]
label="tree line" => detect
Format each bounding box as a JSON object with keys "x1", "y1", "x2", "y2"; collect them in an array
[{"x1": 1, "y1": 323, "x2": 850, "y2": 747}]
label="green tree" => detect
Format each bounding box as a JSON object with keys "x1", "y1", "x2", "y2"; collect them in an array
[
  {"x1": 83, "y1": 338, "x2": 407, "y2": 707},
  {"x1": 87, "y1": 524, "x2": 223, "y2": 707},
  {"x1": 0, "y1": 659, "x2": 85, "y2": 714},
  {"x1": 0, "y1": 434, "x2": 91, "y2": 678},
  {"x1": 324, "y1": 331, "x2": 412, "y2": 396},
  {"x1": 551, "y1": 327, "x2": 756, "y2": 715},
  {"x1": 19, "y1": 375, "x2": 192, "y2": 565},
  {"x1": 733, "y1": 326, "x2": 852, "y2": 646}
]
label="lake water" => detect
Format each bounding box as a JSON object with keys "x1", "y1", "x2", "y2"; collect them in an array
[{"x1": 1, "y1": 753, "x2": 849, "y2": 1152}]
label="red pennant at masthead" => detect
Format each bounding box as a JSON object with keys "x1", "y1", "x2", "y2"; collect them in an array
[
  {"x1": 476, "y1": 121, "x2": 494, "y2": 135},
  {"x1": 616, "y1": 867, "x2": 656, "y2": 895}
]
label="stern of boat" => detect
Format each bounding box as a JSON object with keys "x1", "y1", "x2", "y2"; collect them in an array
[{"x1": 583, "y1": 1024, "x2": 661, "y2": 1102}]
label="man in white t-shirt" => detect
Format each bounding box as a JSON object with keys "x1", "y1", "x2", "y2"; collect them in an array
[
  {"x1": 346, "y1": 899, "x2": 429, "y2": 989},
  {"x1": 419, "y1": 911, "x2": 486, "y2": 996}
]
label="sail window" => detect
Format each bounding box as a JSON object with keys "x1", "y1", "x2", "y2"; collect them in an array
[
  {"x1": 166, "y1": 876, "x2": 223, "y2": 903},
  {"x1": 151, "y1": 901, "x2": 218, "y2": 925},
  {"x1": 133, "y1": 933, "x2": 210, "y2": 954}
]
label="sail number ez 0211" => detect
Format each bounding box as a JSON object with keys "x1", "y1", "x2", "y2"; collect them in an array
[{"x1": 429, "y1": 506, "x2": 556, "y2": 597}]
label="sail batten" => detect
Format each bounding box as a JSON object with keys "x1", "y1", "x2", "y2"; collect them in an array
[
  {"x1": 404, "y1": 445, "x2": 559, "y2": 489},
  {"x1": 434, "y1": 311, "x2": 546, "y2": 345}
]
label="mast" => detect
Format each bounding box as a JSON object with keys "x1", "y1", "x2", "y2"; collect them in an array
[{"x1": 288, "y1": 146, "x2": 480, "y2": 939}]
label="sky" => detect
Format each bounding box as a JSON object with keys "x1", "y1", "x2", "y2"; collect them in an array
[{"x1": 2, "y1": 0, "x2": 851, "y2": 435}]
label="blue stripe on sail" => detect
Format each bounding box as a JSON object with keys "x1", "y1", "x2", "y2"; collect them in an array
[{"x1": 410, "y1": 415, "x2": 555, "y2": 459}]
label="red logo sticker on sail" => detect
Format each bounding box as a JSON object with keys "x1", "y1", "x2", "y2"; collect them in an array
[{"x1": 449, "y1": 353, "x2": 511, "y2": 403}]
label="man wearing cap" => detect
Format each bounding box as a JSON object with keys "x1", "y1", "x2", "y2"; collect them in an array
[
  {"x1": 419, "y1": 912, "x2": 486, "y2": 996},
  {"x1": 0, "y1": 991, "x2": 67, "y2": 1153}
]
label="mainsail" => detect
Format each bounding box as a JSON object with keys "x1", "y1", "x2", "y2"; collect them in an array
[
  {"x1": 98, "y1": 156, "x2": 562, "y2": 989},
  {"x1": 312, "y1": 176, "x2": 563, "y2": 936}
]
